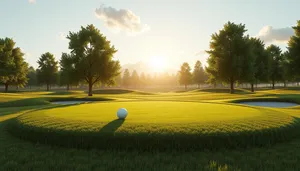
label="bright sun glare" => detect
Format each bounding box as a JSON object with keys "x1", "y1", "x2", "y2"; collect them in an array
[{"x1": 149, "y1": 56, "x2": 167, "y2": 72}]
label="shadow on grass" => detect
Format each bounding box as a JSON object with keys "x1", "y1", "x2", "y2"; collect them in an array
[
  {"x1": 0, "y1": 98, "x2": 50, "y2": 108},
  {"x1": 98, "y1": 119, "x2": 125, "y2": 135}
]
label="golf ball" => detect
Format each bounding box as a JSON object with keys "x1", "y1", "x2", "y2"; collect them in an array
[{"x1": 117, "y1": 108, "x2": 128, "y2": 119}]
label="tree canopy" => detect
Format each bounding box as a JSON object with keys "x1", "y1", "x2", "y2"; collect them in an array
[
  {"x1": 206, "y1": 22, "x2": 253, "y2": 93},
  {"x1": 59, "y1": 53, "x2": 79, "y2": 90},
  {"x1": 178, "y1": 62, "x2": 192, "y2": 90},
  {"x1": 266, "y1": 45, "x2": 283, "y2": 89},
  {"x1": 67, "y1": 24, "x2": 121, "y2": 96},
  {"x1": 0, "y1": 38, "x2": 28, "y2": 92},
  {"x1": 37, "y1": 52, "x2": 58, "y2": 91},
  {"x1": 192, "y1": 60, "x2": 206, "y2": 88}
]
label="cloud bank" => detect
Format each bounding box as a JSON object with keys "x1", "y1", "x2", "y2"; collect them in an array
[
  {"x1": 95, "y1": 5, "x2": 150, "y2": 34},
  {"x1": 257, "y1": 26, "x2": 294, "y2": 43}
]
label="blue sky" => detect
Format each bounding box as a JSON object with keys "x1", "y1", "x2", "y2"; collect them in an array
[{"x1": 0, "y1": 0, "x2": 299, "y2": 73}]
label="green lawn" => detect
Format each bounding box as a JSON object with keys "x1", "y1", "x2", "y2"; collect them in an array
[{"x1": 1, "y1": 88, "x2": 300, "y2": 170}]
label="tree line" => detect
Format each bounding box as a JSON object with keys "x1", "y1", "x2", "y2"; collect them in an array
[
  {"x1": 178, "y1": 21, "x2": 300, "y2": 93},
  {"x1": 1, "y1": 21, "x2": 300, "y2": 95}
]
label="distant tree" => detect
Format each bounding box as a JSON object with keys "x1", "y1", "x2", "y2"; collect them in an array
[
  {"x1": 0, "y1": 38, "x2": 28, "y2": 92},
  {"x1": 37, "y1": 52, "x2": 58, "y2": 91},
  {"x1": 192, "y1": 60, "x2": 206, "y2": 88},
  {"x1": 266, "y1": 45, "x2": 283, "y2": 89},
  {"x1": 131, "y1": 70, "x2": 140, "y2": 88},
  {"x1": 140, "y1": 72, "x2": 146, "y2": 87},
  {"x1": 122, "y1": 69, "x2": 131, "y2": 88},
  {"x1": 114, "y1": 74, "x2": 122, "y2": 87},
  {"x1": 59, "y1": 53, "x2": 79, "y2": 90},
  {"x1": 206, "y1": 22, "x2": 253, "y2": 93},
  {"x1": 27, "y1": 66, "x2": 37, "y2": 89},
  {"x1": 248, "y1": 38, "x2": 270, "y2": 92},
  {"x1": 178, "y1": 62, "x2": 192, "y2": 90},
  {"x1": 281, "y1": 51, "x2": 292, "y2": 87},
  {"x1": 287, "y1": 20, "x2": 300, "y2": 79},
  {"x1": 67, "y1": 24, "x2": 120, "y2": 96}
]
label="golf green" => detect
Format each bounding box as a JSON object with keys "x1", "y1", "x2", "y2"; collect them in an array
[
  {"x1": 9, "y1": 100, "x2": 299, "y2": 150},
  {"x1": 45, "y1": 101, "x2": 262, "y2": 123}
]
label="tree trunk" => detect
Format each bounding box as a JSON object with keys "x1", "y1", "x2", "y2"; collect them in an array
[
  {"x1": 46, "y1": 84, "x2": 49, "y2": 91},
  {"x1": 284, "y1": 81, "x2": 287, "y2": 88},
  {"x1": 67, "y1": 84, "x2": 70, "y2": 91},
  {"x1": 230, "y1": 78, "x2": 234, "y2": 94},
  {"x1": 4, "y1": 83, "x2": 8, "y2": 92},
  {"x1": 88, "y1": 83, "x2": 93, "y2": 96},
  {"x1": 251, "y1": 83, "x2": 254, "y2": 92},
  {"x1": 198, "y1": 84, "x2": 200, "y2": 89},
  {"x1": 184, "y1": 84, "x2": 187, "y2": 90},
  {"x1": 297, "y1": 82, "x2": 299, "y2": 86},
  {"x1": 272, "y1": 80, "x2": 275, "y2": 89}
]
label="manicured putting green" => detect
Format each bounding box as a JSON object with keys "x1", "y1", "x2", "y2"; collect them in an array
[
  {"x1": 11, "y1": 100, "x2": 298, "y2": 150},
  {"x1": 45, "y1": 101, "x2": 262, "y2": 123}
]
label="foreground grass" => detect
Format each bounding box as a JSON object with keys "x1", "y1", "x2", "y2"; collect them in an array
[{"x1": 1, "y1": 89, "x2": 300, "y2": 170}]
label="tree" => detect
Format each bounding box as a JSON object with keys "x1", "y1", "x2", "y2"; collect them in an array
[
  {"x1": 287, "y1": 20, "x2": 300, "y2": 80},
  {"x1": 192, "y1": 60, "x2": 206, "y2": 88},
  {"x1": 59, "y1": 53, "x2": 78, "y2": 90},
  {"x1": 248, "y1": 38, "x2": 270, "y2": 92},
  {"x1": 37, "y1": 52, "x2": 58, "y2": 91},
  {"x1": 27, "y1": 66, "x2": 37, "y2": 89},
  {"x1": 122, "y1": 69, "x2": 131, "y2": 88},
  {"x1": 67, "y1": 24, "x2": 121, "y2": 96},
  {"x1": 130, "y1": 70, "x2": 140, "y2": 88},
  {"x1": 140, "y1": 72, "x2": 146, "y2": 87},
  {"x1": 0, "y1": 38, "x2": 28, "y2": 92},
  {"x1": 206, "y1": 22, "x2": 253, "y2": 93},
  {"x1": 178, "y1": 62, "x2": 192, "y2": 90},
  {"x1": 266, "y1": 45, "x2": 283, "y2": 89}
]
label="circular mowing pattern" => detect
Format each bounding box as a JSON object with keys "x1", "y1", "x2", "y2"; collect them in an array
[{"x1": 8, "y1": 101, "x2": 300, "y2": 151}]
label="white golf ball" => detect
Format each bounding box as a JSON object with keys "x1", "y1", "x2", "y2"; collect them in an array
[{"x1": 117, "y1": 108, "x2": 128, "y2": 119}]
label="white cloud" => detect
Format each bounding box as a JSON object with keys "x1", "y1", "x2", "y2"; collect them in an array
[
  {"x1": 28, "y1": 0, "x2": 36, "y2": 4},
  {"x1": 257, "y1": 26, "x2": 294, "y2": 43},
  {"x1": 95, "y1": 5, "x2": 150, "y2": 34}
]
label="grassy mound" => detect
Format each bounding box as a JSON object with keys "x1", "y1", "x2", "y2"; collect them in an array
[{"x1": 7, "y1": 101, "x2": 300, "y2": 151}]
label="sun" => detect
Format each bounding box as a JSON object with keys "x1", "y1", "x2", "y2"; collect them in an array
[{"x1": 148, "y1": 56, "x2": 167, "y2": 72}]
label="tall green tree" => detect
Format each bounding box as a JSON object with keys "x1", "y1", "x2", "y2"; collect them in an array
[
  {"x1": 0, "y1": 38, "x2": 28, "y2": 92},
  {"x1": 206, "y1": 22, "x2": 253, "y2": 93},
  {"x1": 59, "y1": 53, "x2": 78, "y2": 90},
  {"x1": 287, "y1": 20, "x2": 300, "y2": 79},
  {"x1": 178, "y1": 62, "x2": 192, "y2": 90},
  {"x1": 266, "y1": 45, "x2": 283, "y2": 89},
  {"x1": 122, "y1": 69, "x2": 130, "y2": 88},
  {"x1": 37, "y1": 52, "x2": 58, "y2": 91},
  {"x1": 27, "y1": 66, "x2": 37, "y2": 89},
  {"x1": 192, "y1": 60, "x2": 206, "y2": 88},
  {"x1": 67, "y1": 24, "x2": 120, "y2": 96},
  {"x1": 248, "y1": 38, "x2": 270, "y2": 92}
]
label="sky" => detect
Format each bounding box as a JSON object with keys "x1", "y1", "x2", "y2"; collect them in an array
[{"x1": 0, "y1": 0, "x2": 299, "y2": 74}]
